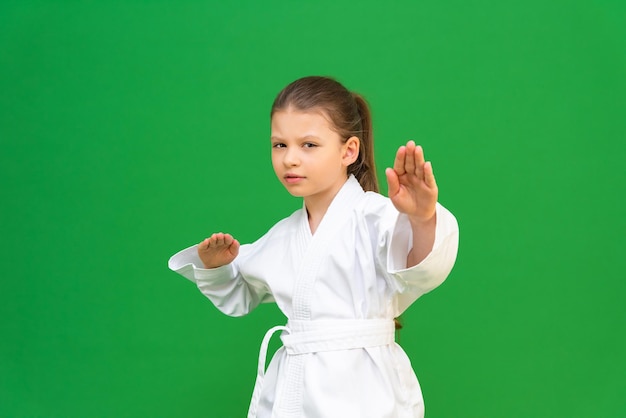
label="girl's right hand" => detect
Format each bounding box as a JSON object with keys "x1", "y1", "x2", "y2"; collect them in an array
[{"x1": 197, "y1": 233, "x2": 240, "y2": 269}]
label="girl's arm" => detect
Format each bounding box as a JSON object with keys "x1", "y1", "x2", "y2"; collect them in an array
[
  {"x1": 169, "y1": 235, "x2": 272, "y2": 317},
  {"x1": 385, "y1": 140, "x2": 438, "y2": 268}
]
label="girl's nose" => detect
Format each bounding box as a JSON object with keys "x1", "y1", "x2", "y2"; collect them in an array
[{"x1": 284, "y1": 148, "x2": 300, "y2": 166}]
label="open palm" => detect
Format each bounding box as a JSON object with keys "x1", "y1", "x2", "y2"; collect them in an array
[
  {"x1": 197, "y1": 233, "x2": 240, "y2": 269},
  {"x1": 385, "y1": 141, "x2": 438, "y2": 222}
]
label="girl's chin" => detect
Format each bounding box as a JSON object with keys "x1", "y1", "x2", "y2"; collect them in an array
[{"x1": 284, "y1": 188, "x2": 305, "y2": 197}]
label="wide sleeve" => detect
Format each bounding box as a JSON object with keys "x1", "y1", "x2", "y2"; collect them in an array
[
  {"x1": 378, "y1": 202, "x2": 459, "y2": 314},
  {"x1": 167, "y1": 244, "x2": 274, "y2": 317}
]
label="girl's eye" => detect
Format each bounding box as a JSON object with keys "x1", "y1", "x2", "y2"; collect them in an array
[
  {"x1": 272, "y1": 143, "x2": 286, "y2": 149},
  {"x1": 303, "y1": 142, "x2": 317, "y2": 148}
]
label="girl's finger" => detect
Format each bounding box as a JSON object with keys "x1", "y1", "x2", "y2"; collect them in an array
[
  {"x1": 385, "y1": 167, "x2": 400, "y2": 197},
  {"x1": 393, "y1": 146, "x2": 407, "y2": 175},
  {"x1": 405, "y1": 141, "x2": 416, "y2": 174},
  {"x1": 414, "y1": 145, "x2": 425, "y2": 179},
  {"x1": 424, "y1": 161, "x2": 438, "y2": 189},
  {"x1": 230, "y1": 239, "x2": 241, "y2": 255},
  {"x1": 214, "y1": 233, "x2": 225, "y2": 246},
  {"x1": 201, "y1": 237, "x2": 213, "y2": 251}
]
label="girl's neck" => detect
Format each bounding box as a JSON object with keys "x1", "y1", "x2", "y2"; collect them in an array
[
  {"x1": 303, "y1": 175, "x2": 350, "y2": 235},
  {"x1": 304, "y1": 197, "x2": 331, "y2": 235},
  {"x1": 304, "y1": 188, "x2": 342, "y2": 235}
]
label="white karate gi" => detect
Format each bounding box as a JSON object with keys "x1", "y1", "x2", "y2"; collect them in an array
[{"x1": 169, "y1": 175, "x2": 459, "y2": 418}]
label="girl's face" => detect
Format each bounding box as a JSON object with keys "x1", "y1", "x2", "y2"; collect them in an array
[{"x1": 270, "y1": 107, "x2": 359, "y2": 207}]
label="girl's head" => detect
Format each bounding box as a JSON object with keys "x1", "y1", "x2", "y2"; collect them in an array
[{"x1": 271, "y1": 76, "x2": 378, "y2": 193}]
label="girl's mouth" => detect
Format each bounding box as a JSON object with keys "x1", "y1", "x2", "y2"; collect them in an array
[{"x1": 284, "y1": 174, "x2": 304, "y2": 184}]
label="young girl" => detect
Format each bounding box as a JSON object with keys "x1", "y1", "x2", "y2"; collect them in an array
[{"x1": 168, "y1": 76, "x2": 459, "y2": 418}]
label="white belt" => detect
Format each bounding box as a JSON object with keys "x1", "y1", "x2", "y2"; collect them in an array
[{"x1": 247, "y1": 319, "x2": 395, "y2": 418}]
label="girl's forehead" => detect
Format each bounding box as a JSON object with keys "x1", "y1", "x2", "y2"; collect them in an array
[{"x1": 271, "y1": 108, "x2": 336, "y2": 136}]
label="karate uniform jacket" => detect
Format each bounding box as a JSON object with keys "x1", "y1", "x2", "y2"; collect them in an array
[{"x1": 169, "y1": 175, "x2": 459, "y2": 418}]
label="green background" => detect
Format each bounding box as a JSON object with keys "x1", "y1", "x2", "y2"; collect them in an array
[{"x1": 1, "y1": 1, "x2": 624, "y2": 417}]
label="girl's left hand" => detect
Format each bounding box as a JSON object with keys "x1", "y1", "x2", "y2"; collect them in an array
[{"x1": 385, "y1": 140, "x2": 438, "y2": 223}]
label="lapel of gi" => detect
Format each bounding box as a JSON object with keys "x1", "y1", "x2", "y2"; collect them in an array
[
  {"x1": 275, "y1": 176, "x2": 366, "y2": 417},
  {"x1": 291, "y1": 175, "x2": 366, "y2": 320}
]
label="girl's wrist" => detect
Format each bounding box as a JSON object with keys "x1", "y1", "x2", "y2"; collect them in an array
[{"x1": 408, "y1": 211, "x2": 436, "y2": 227}]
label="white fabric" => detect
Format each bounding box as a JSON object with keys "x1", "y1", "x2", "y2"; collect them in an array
[
  {"x1": 282, "y1": 319, "x2": 395, "y2": 355},
  {"x1": 249, "y1": 325, "x2": 290, "y2": 418},
  {"x1": 168, "y1": 175, "x2": 459, "y2": 418},
  {"x1": 249, "y1": 320, "x2": 395, "y2": 418}
]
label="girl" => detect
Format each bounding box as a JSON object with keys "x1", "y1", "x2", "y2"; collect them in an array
[{"x1": 168, "y1": 76, "x2": 459, "y2": 418}]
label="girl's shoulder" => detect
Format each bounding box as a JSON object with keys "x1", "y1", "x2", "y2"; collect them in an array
[
  {"x1": 237, "y1": 208, "x2": 304, "y2": 258},
  {"x1": 360, "y1": 190, "x2": 397, "y2": 217},
  {"x1": 250, "y1": 207, "x2": 305, "y2": 243},
  {"x1": 352, "y1": 191, "x2": 401, "y2": 236}
]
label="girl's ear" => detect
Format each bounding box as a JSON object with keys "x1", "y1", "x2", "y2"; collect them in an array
[{"x1": 342, "y1": 136, "x2": 360, "y2": 166}]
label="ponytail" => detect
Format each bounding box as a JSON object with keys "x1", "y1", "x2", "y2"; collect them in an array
[{"x1": 350, "y1": 93, "x2": 378, "y2": 193}]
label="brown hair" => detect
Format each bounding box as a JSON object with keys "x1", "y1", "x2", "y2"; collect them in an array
[{"x1": 271, "y1": 76, "x2": 379, "y2": 193}]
